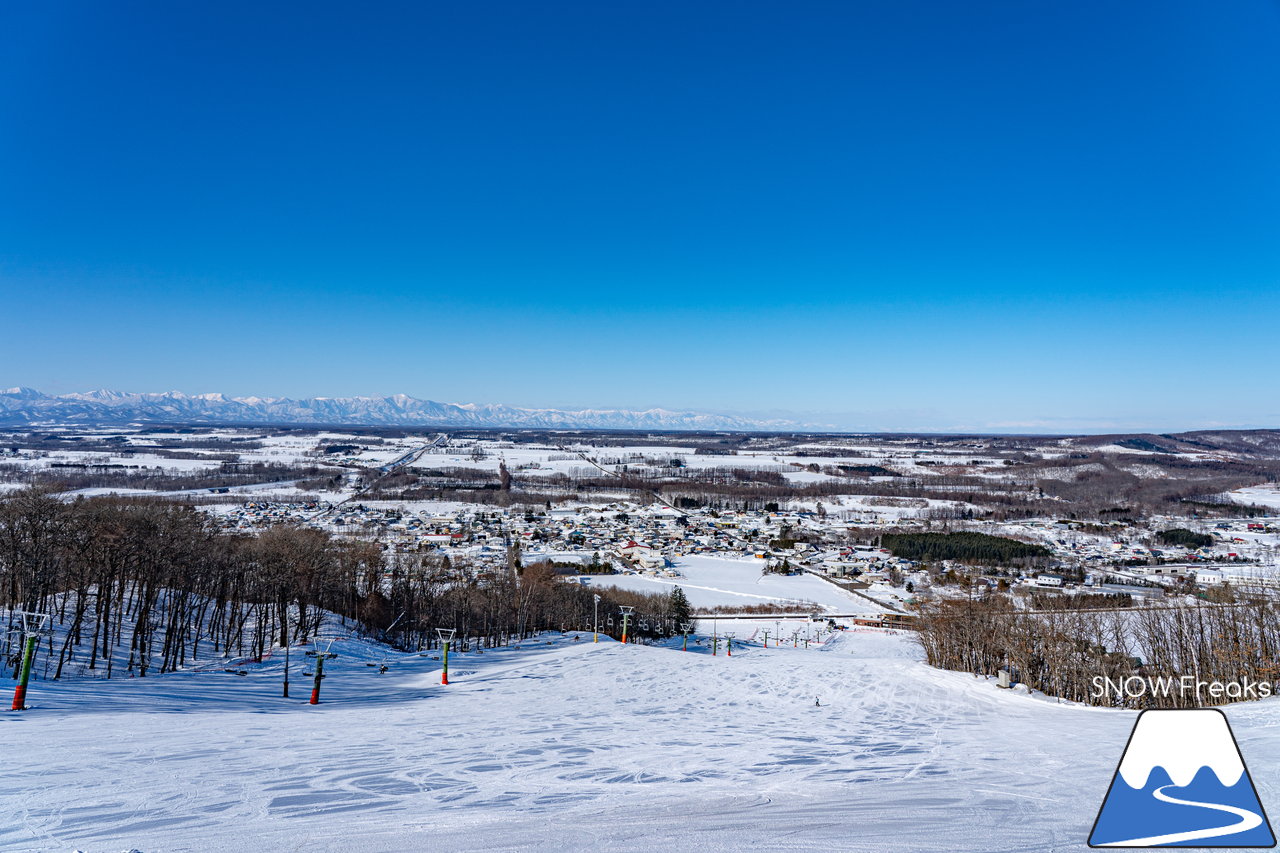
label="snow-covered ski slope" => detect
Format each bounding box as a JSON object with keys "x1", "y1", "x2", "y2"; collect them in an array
[
  {"x1": 580, "y1": 555, "x2": 888, "y2": 613},
  {"x1": 4, "y1": 630, "x2": 1280, "y2": 852}
]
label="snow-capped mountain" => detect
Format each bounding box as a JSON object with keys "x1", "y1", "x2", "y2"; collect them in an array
[
  {"x1": 1117, "y1": 709, "x2": 1245, "y2": 789},
  {"x1": 0, "y1": 388, "x2": 797, "y2": 431}
]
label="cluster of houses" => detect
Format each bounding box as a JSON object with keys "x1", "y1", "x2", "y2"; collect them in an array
[
  {"x1": 213, "y1": 500, "x2": 325, "y2": 530},
  {"x1": 206, "y1": 499, "x2": 926, "y2": 582},
  {"x1": 203, "y1": 497, "x2": 1280, "y2": 601}
]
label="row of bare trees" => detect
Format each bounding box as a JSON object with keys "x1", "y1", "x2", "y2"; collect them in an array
[
  {"x1": 0, "y1": 461, "x2": 330, "y2": 493},
  {"x1": 363, "y1": 555, "x2": 687, "y2": 650},
  {"x1": 0, "y1": 488, "x2": 686, "y2": 683},
  {"x1": 916, "y1": 594, "x2": 1280, "y2": 708},
  {"x1": 0, "y1": 489, "x2": 381, "y2": 680}
]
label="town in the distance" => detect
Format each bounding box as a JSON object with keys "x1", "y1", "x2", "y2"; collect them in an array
[{"x1": 5, "y1": 416, "x2": 1280, "y2": 850}]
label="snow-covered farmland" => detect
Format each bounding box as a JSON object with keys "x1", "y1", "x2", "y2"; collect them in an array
[{"x1": 1229, "y1": 484, "x2": 1280, "y2": 510}]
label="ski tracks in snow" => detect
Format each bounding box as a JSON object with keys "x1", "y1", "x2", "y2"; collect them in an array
[{"x1": 1, "y1": 631, "x2": 1132, "y2": 851}]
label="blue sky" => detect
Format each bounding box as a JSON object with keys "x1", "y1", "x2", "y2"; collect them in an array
[{"x1": 2, "y1": 1, "x2": 1277, "y2": 432}]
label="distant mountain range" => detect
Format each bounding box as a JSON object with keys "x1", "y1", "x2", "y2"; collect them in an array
[{"x1": 0, "y1": 388, "x2": 798, "y2": 432}]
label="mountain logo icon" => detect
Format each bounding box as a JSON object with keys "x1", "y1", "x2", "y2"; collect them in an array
[{"x1": 1090, "y1": 709, "x2": 1275, "y2": 848}]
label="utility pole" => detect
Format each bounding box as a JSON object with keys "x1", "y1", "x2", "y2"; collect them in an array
[
  {"x1": 619, "y1": 606, "x2": 634, "y2": 644},
  {"x1": 9, "y1": 612, "x2": 49, "y2": 711},
  {"x1": 593, "y1": 594, "x2": 601, "y2": 643},
  {"x1": 305, "y1": 639, "x2": 338, "y2": 705},
  {"x1": 437, "y1": 628, "x2": 456, "y2": 685},
  {"x1": 762, "y1": 630, "x2": 770, "y2": 649},
  {"x1": 725, "y1": 632, "x2": 734, "y2": 657}
]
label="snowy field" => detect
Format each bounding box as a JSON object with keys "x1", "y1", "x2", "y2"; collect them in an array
[
  {"x1": 1229, "y1": 484, "x2": 1280, "y2": 510},
  {"x1": 6, "y1": 628, "x2": 1280, "y2": 852},
  {"x1": 579, "y1": 555, "x2": 887, "y2": 614}
]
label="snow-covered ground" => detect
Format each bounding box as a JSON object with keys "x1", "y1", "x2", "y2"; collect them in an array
[
  {"x1": 6, "y1": 627, "x2": 1280, "y2": 852},
  {"x1": 1229, "y1": 484, "x2": 1280, "y2": 510},
  {"x1": 579, "y1": 555, "x2": 886, "y2": 614}
]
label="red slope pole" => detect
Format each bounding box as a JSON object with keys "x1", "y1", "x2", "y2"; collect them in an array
[{"x1": 309, "y1": 654, "x2": 326, "y2": 704}]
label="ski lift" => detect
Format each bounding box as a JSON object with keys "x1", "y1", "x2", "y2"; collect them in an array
[{"x1": 3, "y1": 611, "x2": 52, "y2": 642}]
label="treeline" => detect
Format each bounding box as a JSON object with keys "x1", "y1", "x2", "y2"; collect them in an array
[
  {"x1": 0, "y1": 461, "x2": 334, "y2": 493},
  {"x1": 696, "y1": 601, "x2": 821, "y2": 615},
  {"x1": 1157, "y1": 528, "x2": 1214, "y2": 549},
  {"x1": 1029, "y1": 455, "x2": 1280, "y2": 519},
  {"x1": 881, "y1": 532, "x2": 1051, "y2": 565},
  {"x1": 0, "y1": 489, "x2": 381, "y2": 680},
  {"x1": 916, "y1": 597, "x2": 1280, "y2": 708},
  {"x1": 1029, "y1": 591, "x2": 1132, "y2": 611},
  {"x1": 370, "y1": 558, "x2": 692, "y2": 651}
]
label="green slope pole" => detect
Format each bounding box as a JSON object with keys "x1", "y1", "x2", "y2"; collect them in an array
[
  {"x1": 10, "y1": 633, "x2": 37, "y2": 711},
  {"x1": 437, "y1": 628, "x2": 456, "y2": 685}
]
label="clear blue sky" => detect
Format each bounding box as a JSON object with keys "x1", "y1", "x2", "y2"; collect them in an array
[{"x1": 2, "y1": 1, "x2": 1277, "y2": 432}]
